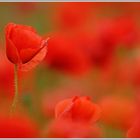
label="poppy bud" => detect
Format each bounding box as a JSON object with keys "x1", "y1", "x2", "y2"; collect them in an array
[
  {"x1": 55, "y1": 96, "x2": 101, "y2": 123},
  {"x1": 5, "y1": 23, "x2": 48, "y2": 71}
]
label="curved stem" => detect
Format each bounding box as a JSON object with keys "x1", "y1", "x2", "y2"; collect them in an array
[{"x1": 10, "y1": 64, "x2": 18, "y2": 116}]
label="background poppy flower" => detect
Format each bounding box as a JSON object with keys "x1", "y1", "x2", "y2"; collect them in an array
[
  {"x1": 42, "y1": 119, "x2": 102, "y2": 138},
  {"x1": 52, "y1": 2, "x2": 92, "y2": 29},
  {"x1": 127, "y1": 118, "x2": 140, "y2": 138},
  {"x1": 0, "y1": 114, "x2": 39, "y2": 138},
  {"x1": 113, "y1": 16, "x2": 139, "y2": 48},
  {"x1": 98, "y1": 95, "x2": 136, "y2": 131},
  {"x1": 0, "y1": 48, "x2": 14, "y2": 97},
  {"x1": 55, "y1": 96, "x2": 101, "y2": 123},
  {"x1": 73, "y1": 29, "x2": 116, "y2": 68},
  {"x1": 43, "y1": 32, "x2": 91, "y2": 76},
  {"x1": 41, "y1": 86, "x2": 87, "y2": 118}
]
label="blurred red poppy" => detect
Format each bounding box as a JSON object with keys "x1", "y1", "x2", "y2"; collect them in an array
[
  {"x1": 95, "y1": 17, "x2": 138, "y2": 49},
  {"x1": 74, "y1": 29, "x2": 116, "y2": 68},
  {"x1": 126, "y1": 93, "x2": 140, "y2": 138},
  {"x1": 0, "y1": 114, "x2": 39, "y2": 138},
  {"x1": 127, "y1": 118, "x2": 140, "y2": 138},
  {"x1": 43, "y1": 119, "x2": 102, "y2": 138},
  {"x1": 44, "y1": 32, "x2": 91, "y2": 75},
  {"x1": 0, "y1": 48, "x2": 14, "y2": 97},
  {"x1": 116, "y1": 56, "x2": 140, "y2": 88},
  {"x1": 114, "y1": 16, "x2": 139, "y2": 48},
  {"x1": 5, "y1": 23, "x2": 48, "y2": 71},
  {"x1": 53, "y1": 2, "x2": 92, "y2": 29},
  {"x1": 55, "y1": 96, "x2": 101, "y2": 123},
  {"x1": 74, "y1": 16, "x2": 138, "y2": 69},
  {"x1": 41, "y1": 86, "x2": 86, "y2": 117},
  {"x1": 99, "y1": 95, "x2": 136, "y2": 130}
]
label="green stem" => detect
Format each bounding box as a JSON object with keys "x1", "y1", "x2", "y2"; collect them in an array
[{"x1": 10, "y1": 64, "x2": 18, "y2": 116}]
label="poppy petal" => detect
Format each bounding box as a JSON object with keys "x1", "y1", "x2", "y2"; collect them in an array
[
  {"x1": 20, "y1": 48, "x2": 40, "y2": 64},
  {"x1": 19, "y1": 44, "x2": 47, "y2": 71},
  {"x1": 6, "y1": 37, "x2": 20, "y2": 64}
]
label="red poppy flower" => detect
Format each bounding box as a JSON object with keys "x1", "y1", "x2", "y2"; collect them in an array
[
  {"x1": 55, "y1": 96, "x2": 101, "y2": 123},
  {"x1": 127, "y1": 101, "x2": 140, "y2": 139},
  {"x1": 44, "y1": 32, "x2": 91, "y2": 75},
  {"x1": 99, "y1": 95, "x2": 136, "y2": 130},
  {"x1": 0, "y1": 114, "x2": 39, "y2": 138},
  {"x1": 70, "y1": 27, "x2": 116, "y2": 69},
  {"x1": 94, "y1": 17, "x2": 138, "y2": 49},
  {"x1": 53, "y1": 3, "x2": 92, "y2": 29},
  {"x1": 115, "y1": 56, "x2": 140, "y2": 88},
  {"x1": 114, "y1": 16, "x2": 139, "y2": 48},
  {"x1": 43, "y1": 119, "x2": 102, "y2": 138},
  {"x1": 41, "y1": 86, "x2": 85, "y2": 117},
  {"x1": 127, "y1": 119, "x2": 140, "y2": 138},
  {"x1": 5, "y1": 23, "x2": 48, "y2": 71},
  {"x1": 0, "y1": 48, "x2": 14, "y2": 97}
]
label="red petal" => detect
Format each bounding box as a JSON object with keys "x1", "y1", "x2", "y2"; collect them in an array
[
  {"x1": 72, "y1": 97, "x2": 101, "y2": 123},
  {"x1": 91, "y1": 104, "x2": 101, "y2": 123},
  {"x1": 15, "y1": 24, "x2": 37, "y2": 33},
  {"x1": 55, "y1": 98, "x2": 74, "y2": 119},
  {"x1": 6, "y1": 37, "x2": 20, "y2": 64},
  {"x1": 5, "y1": 23, "x2": 15, "y2": 37},
  {"x1": 18, "y1": 45, "x2": 47, "y2": 71},
  {"x1": 20, "y1": 48, "x2": 39, "y2": 64},
  {"x1": 10, "y1": 27, "x2": 42, "y2": 51},
  {"x1": 6, "y1": 23, "x2": 36, "y2": 35}
]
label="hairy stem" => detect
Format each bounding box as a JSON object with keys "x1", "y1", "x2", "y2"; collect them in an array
[{"x1": 10, "y1": 64, "x2": 18, "y2": 116}]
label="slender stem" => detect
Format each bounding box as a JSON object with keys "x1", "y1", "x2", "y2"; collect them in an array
[{"x1": 10, "y1": 64, "x2": 18, "y2": 116}]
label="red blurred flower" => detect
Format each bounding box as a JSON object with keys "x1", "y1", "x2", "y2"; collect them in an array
[
  {"x1": 114, "y1": 16, "x2": 139, "y2": 48},
  {"x1": 43, "y1": 119, "x2": 102, "y2": 138},
  {"x1": 5, "y1": 23, "x2": 48, "y2": 71},
  {"x1": 127, "y1": 98, "x2": 140, "y2": 138},
  {"x1": 0, "y1": 114, "x2": 39, "y2": 138},
  {"x1": 74, "y1": 16, "x2": 139, "y2": 69},
  {"x1": 72, "y1": 27, "x2": 116, "y2": 69},
  {"x1": 44, "y1": 32, "x2": 91, "y2": 75},
  {"x1": 53, "y1": 3, "x2": 92, "y2": 29},
  {"x1": 99, "y1": 95, "x2": 136, "y2": 130},
  {"x1": 126, "y1": 91, "x2": 140, "y2": 138},
  {"x1": 0, "y1": 48, "x2": 14, "y2": 97},
  {"x1": 41, "y1": 86, "x2": 86, "y2": 117},
  {"x1": 95, "y1": 17, "x2": 138, "y2": 49},
  {"x1": 127, "y1": 118, "x2": 140, "y2": 138},
  {"x1": 116, "y1": 56, "x2": 140, "y2": 88},
  {"x1": 55, "y1": 96, "x2": 101, "y2": 123}
]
